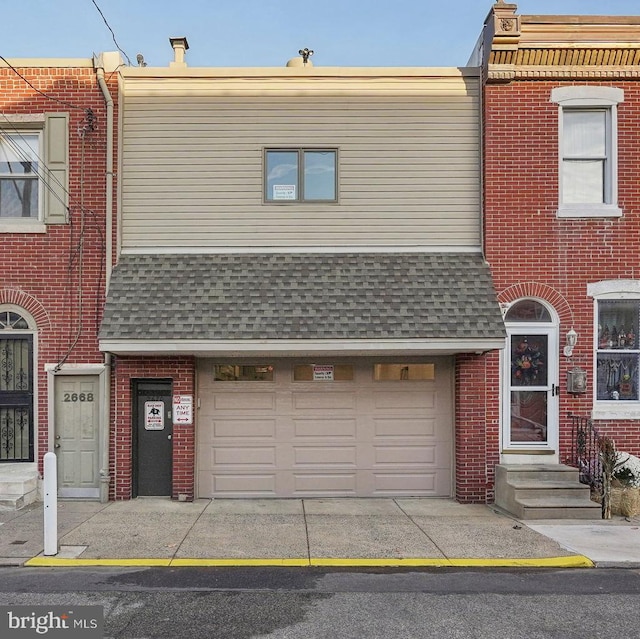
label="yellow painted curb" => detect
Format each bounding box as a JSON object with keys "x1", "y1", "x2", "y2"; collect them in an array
[
  {"x1": 446, "y1": 556, "x2": 594, "y2": 568},
  {"x1": 24, "y1": 555, "x2": 594, "y2": 568},
  {"x1": 170, "y1": 558, "x2": 309, "y2": 567},
  {"x1": 310, "y1": 558, "x2": 452, "y2": 567},
  {"x1": 25, "y1": 557, "x2": 171, "y2": 567}
]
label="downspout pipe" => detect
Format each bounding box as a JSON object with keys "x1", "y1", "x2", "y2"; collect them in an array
[
  {"x1": 95, "y1": 57, "x2": 115, "y2": 503},
  {"x1": 95, "y1": 63, "x2": 114, "y2": 284}
]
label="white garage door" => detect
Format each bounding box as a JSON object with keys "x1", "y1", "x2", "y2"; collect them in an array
[{"x1": 196, "y1": 358, "x2": 453, "y2": 498}]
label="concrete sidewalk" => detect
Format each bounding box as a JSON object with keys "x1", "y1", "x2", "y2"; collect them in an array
[{"x1": 1, "y1": 497, "x2": 638, "y2": 568}]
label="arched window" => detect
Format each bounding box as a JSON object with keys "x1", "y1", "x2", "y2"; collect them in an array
[
  {"x1": 0, "y1": 310, "x2": 31, "y2": 330},
  {"x1": 505, "y1": 300, "x2": 552, "y2": 323}
]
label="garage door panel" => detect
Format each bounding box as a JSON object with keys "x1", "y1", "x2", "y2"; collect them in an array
[
  {"x1": 293, "y1": 419, "x2": 356, "y2": 439},
  {"x1": 373, "y1": 417, "x2": 438, "y2": 438},
  {"x1": 372, "y1": 390, "x2": 435, "y2": 410},
  {"x1": 293, "y1": 392, "x2": 356, "y2": 410},
  {"x1": 213, "y1": 446, "x2": 276, "y2": 466},
  {"x1": 209, "y1": 419, "x2": 277, "y2": 439},
  {"x1": 197, "y1": 446, "x2": 276, "y2": 470},
  {"x1": 293, "y1": 446, "x2": 357, "y2": 466},
  {"x1": 372, "y1": 471, "x2": 447, "y2": 496},
  {"x1": 205, "y1": 473, "x2": 277, "y2": 496},
  {"x1": 374, "y1": 445, "x2": 439, "y2": 465},
  {"x1": 293, "y1": 473, "x2": 357, "y2": 495},
  {"x1": 213, "y1": 393, "x2": 276, "y2": 411}
]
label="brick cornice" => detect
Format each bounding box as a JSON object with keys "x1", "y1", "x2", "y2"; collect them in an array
[
  {"x1": 487, "y1": 47, "x2": 640, "y2": 82},
  {"x1": 488, "y1": 65, "x2": 640, "y2": 82},
  {"x1": 482, "y1": 4, "x2": 640, "y2": 84}
]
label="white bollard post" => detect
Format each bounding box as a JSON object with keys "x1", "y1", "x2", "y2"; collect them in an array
[{"x1": 43, "y1": 452, "x2": 58, "y2": 556}]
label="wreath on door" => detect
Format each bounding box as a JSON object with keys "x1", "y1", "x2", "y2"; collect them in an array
[{"x1": 512, "y1": 338, "x2": 544, "y2": 385}]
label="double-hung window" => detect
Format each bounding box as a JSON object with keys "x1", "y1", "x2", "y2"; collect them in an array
[
  {"x1": 589, "y1": 281, "x2": 640, "y2": 419},
  {"x1": 551, "y1": 86, "x2": 623, "y2": 218},
  {"x1": 265, "y1": 148, "x2": 337, "y2": 203},
  {"x1": 0, "y1": 132, "x2": 41, "y2": 220}
]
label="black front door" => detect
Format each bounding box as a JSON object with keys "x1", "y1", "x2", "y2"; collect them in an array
[
  {"x1": 133, "y1": 380, "x2": 172, "y2": 496},
  {"x1": 0, "y1": 335, "x2": 34, "y2": 462}
]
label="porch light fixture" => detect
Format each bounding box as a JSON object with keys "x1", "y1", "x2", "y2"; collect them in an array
[{"x1": 563, "y1": 327, "x2": 578, "y2": 357}]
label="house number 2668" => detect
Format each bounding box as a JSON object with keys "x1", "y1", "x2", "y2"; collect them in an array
[{"x1": 63, "y1": 393, "x2": 94, "y2": 402}]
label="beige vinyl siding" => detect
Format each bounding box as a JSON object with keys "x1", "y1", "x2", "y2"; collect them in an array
[{"x1": 121, "y1": 74, "x2": 481, "y2": 250}]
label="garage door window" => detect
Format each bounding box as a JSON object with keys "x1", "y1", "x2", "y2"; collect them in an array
[
  {"x1": 374, "y1": 364, "x2": 435, "y2": 381},
  {"x1": 293, "y1": 364, "x2": 354, "y2": 381},
  {"x1": 213, "y1": 365, "x2": 274, "y2": 381}
]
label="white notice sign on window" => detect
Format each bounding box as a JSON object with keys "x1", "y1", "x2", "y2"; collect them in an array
[
  {"x1": 313, "y1": 365, "x2": 334, "y2": 381},
  {"x1": 273, "y1": 184, "x2": 296, "y2": 200}
]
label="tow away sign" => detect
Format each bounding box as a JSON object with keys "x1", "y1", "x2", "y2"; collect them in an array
[{"x1": 172, "y1": 395, "x2": 193, "y2": 425}]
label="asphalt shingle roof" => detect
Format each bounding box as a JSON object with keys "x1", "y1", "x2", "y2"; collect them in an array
[{"x1": 99, "y1": 253, "x2": 505, "y2": 342}]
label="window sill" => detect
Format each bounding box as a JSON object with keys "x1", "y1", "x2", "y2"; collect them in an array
[
  {"x1": 0, "y1": 221, "x2": 47, "y2": 234},
  {"x1": 592, "y1": 405, "x2": 640, "y2": 420},
  {"x1": 556, "y1": 204, "x2": 622, "y2": 219}
]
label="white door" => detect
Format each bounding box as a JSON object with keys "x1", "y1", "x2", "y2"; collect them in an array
[
  {"x1": 54, "y1": 375, "x2": 100, "y2": 498},
  {"x1": 502, "y1": 300, "x2": 559, "y2": 455}
]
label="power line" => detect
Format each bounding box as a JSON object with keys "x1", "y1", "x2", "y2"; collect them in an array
[{"x1": 91, "y1": 0, "x2": 132, "y2": 66}]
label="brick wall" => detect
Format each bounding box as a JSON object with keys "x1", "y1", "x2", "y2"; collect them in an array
[
  {"x1": 455, "y1": 352, "x2": 500, "y2": 503},
  {"x1": 0, "y1": 64, "x2": 118, "y2": 474},
  {"x1": 483, "y1": 79, "x2": 640, "y2": 464},
  {"x1": 111, "y1": 357, "x2": 196, "y2": 500}
]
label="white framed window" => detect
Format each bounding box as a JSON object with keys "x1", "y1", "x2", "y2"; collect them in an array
[
  {"x1": 551, "y1": 86, "x2": 623, "y2": 219},
  {"x1": 588, "y1": 280, "x2": 640, "y2": 419},
  {"x1": 0, "y1": 131, "x2": 42, "y2": 221},
  {"x1": 265, "y1": 148, "x2": 337, "y2": 203}
]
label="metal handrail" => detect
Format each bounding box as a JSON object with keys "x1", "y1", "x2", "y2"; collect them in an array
[{"x1": 567, "y1": 412, "x2": 603, "y2": 491}]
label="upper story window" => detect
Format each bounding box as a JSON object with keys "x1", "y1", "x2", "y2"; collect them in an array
[
  {"x1": 0, "y1": 113, "x2": 69, "y2": 233},
  {"x1": 0, "y1": 132, "x2": 41, "y2": 220},
  {"x1": 551, "y1": 86, "x2": 623, "y2": 219},
  {"x1": 265, "y1": 149, "x2": 337, "y2": 203},
  {"x1": 588, "y1": 280, "x2": 640, "y2": 419}
]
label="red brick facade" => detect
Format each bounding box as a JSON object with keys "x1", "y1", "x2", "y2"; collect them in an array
[
  {"x1": 483, "y1": 78, "x2": 640, "y2": 469},
  {"x1": 0, "y1": 62, "x2": 118, "y2": 481}
]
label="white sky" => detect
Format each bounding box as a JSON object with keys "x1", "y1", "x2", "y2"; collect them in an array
[{"x1": 3, "y1": 1, "x2": 640, "y2": 67}]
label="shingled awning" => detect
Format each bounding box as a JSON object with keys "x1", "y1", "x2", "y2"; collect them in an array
[{"x1": 99, "y1": 253, "x2": 506, "y2": 356}]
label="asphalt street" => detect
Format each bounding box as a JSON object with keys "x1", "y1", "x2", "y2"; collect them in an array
[{"x1": 0, "y1": 567, "x2": 639, "y2": 638}]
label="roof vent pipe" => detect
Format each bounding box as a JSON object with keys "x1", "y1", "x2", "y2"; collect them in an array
[
  {"x1": 286, "y1": 48, "x2": 314, "y2": 67},
  {"x1": 169, "y1": 37, "x2": 189, "y2": 68}
]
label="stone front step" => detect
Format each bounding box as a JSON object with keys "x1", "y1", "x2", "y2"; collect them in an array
[
  {"x1": 0, "y1": 464, "x2": 39, "y2": 511},
  {"x1": 498, "y1": 463, "x2": 582, "y2": 483},
  {"x1": 495, "y1": 463, "x2": 601, "y2": 520},
  {"x1": 0, "y1": 495, "x2": 28, "y2": 510},
  {"x1": 506, "y1": 480, "x2": 594, "y2": 500},
  {"x1": 515, "y1": 496, "x2": 602, "y2": 520}
]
